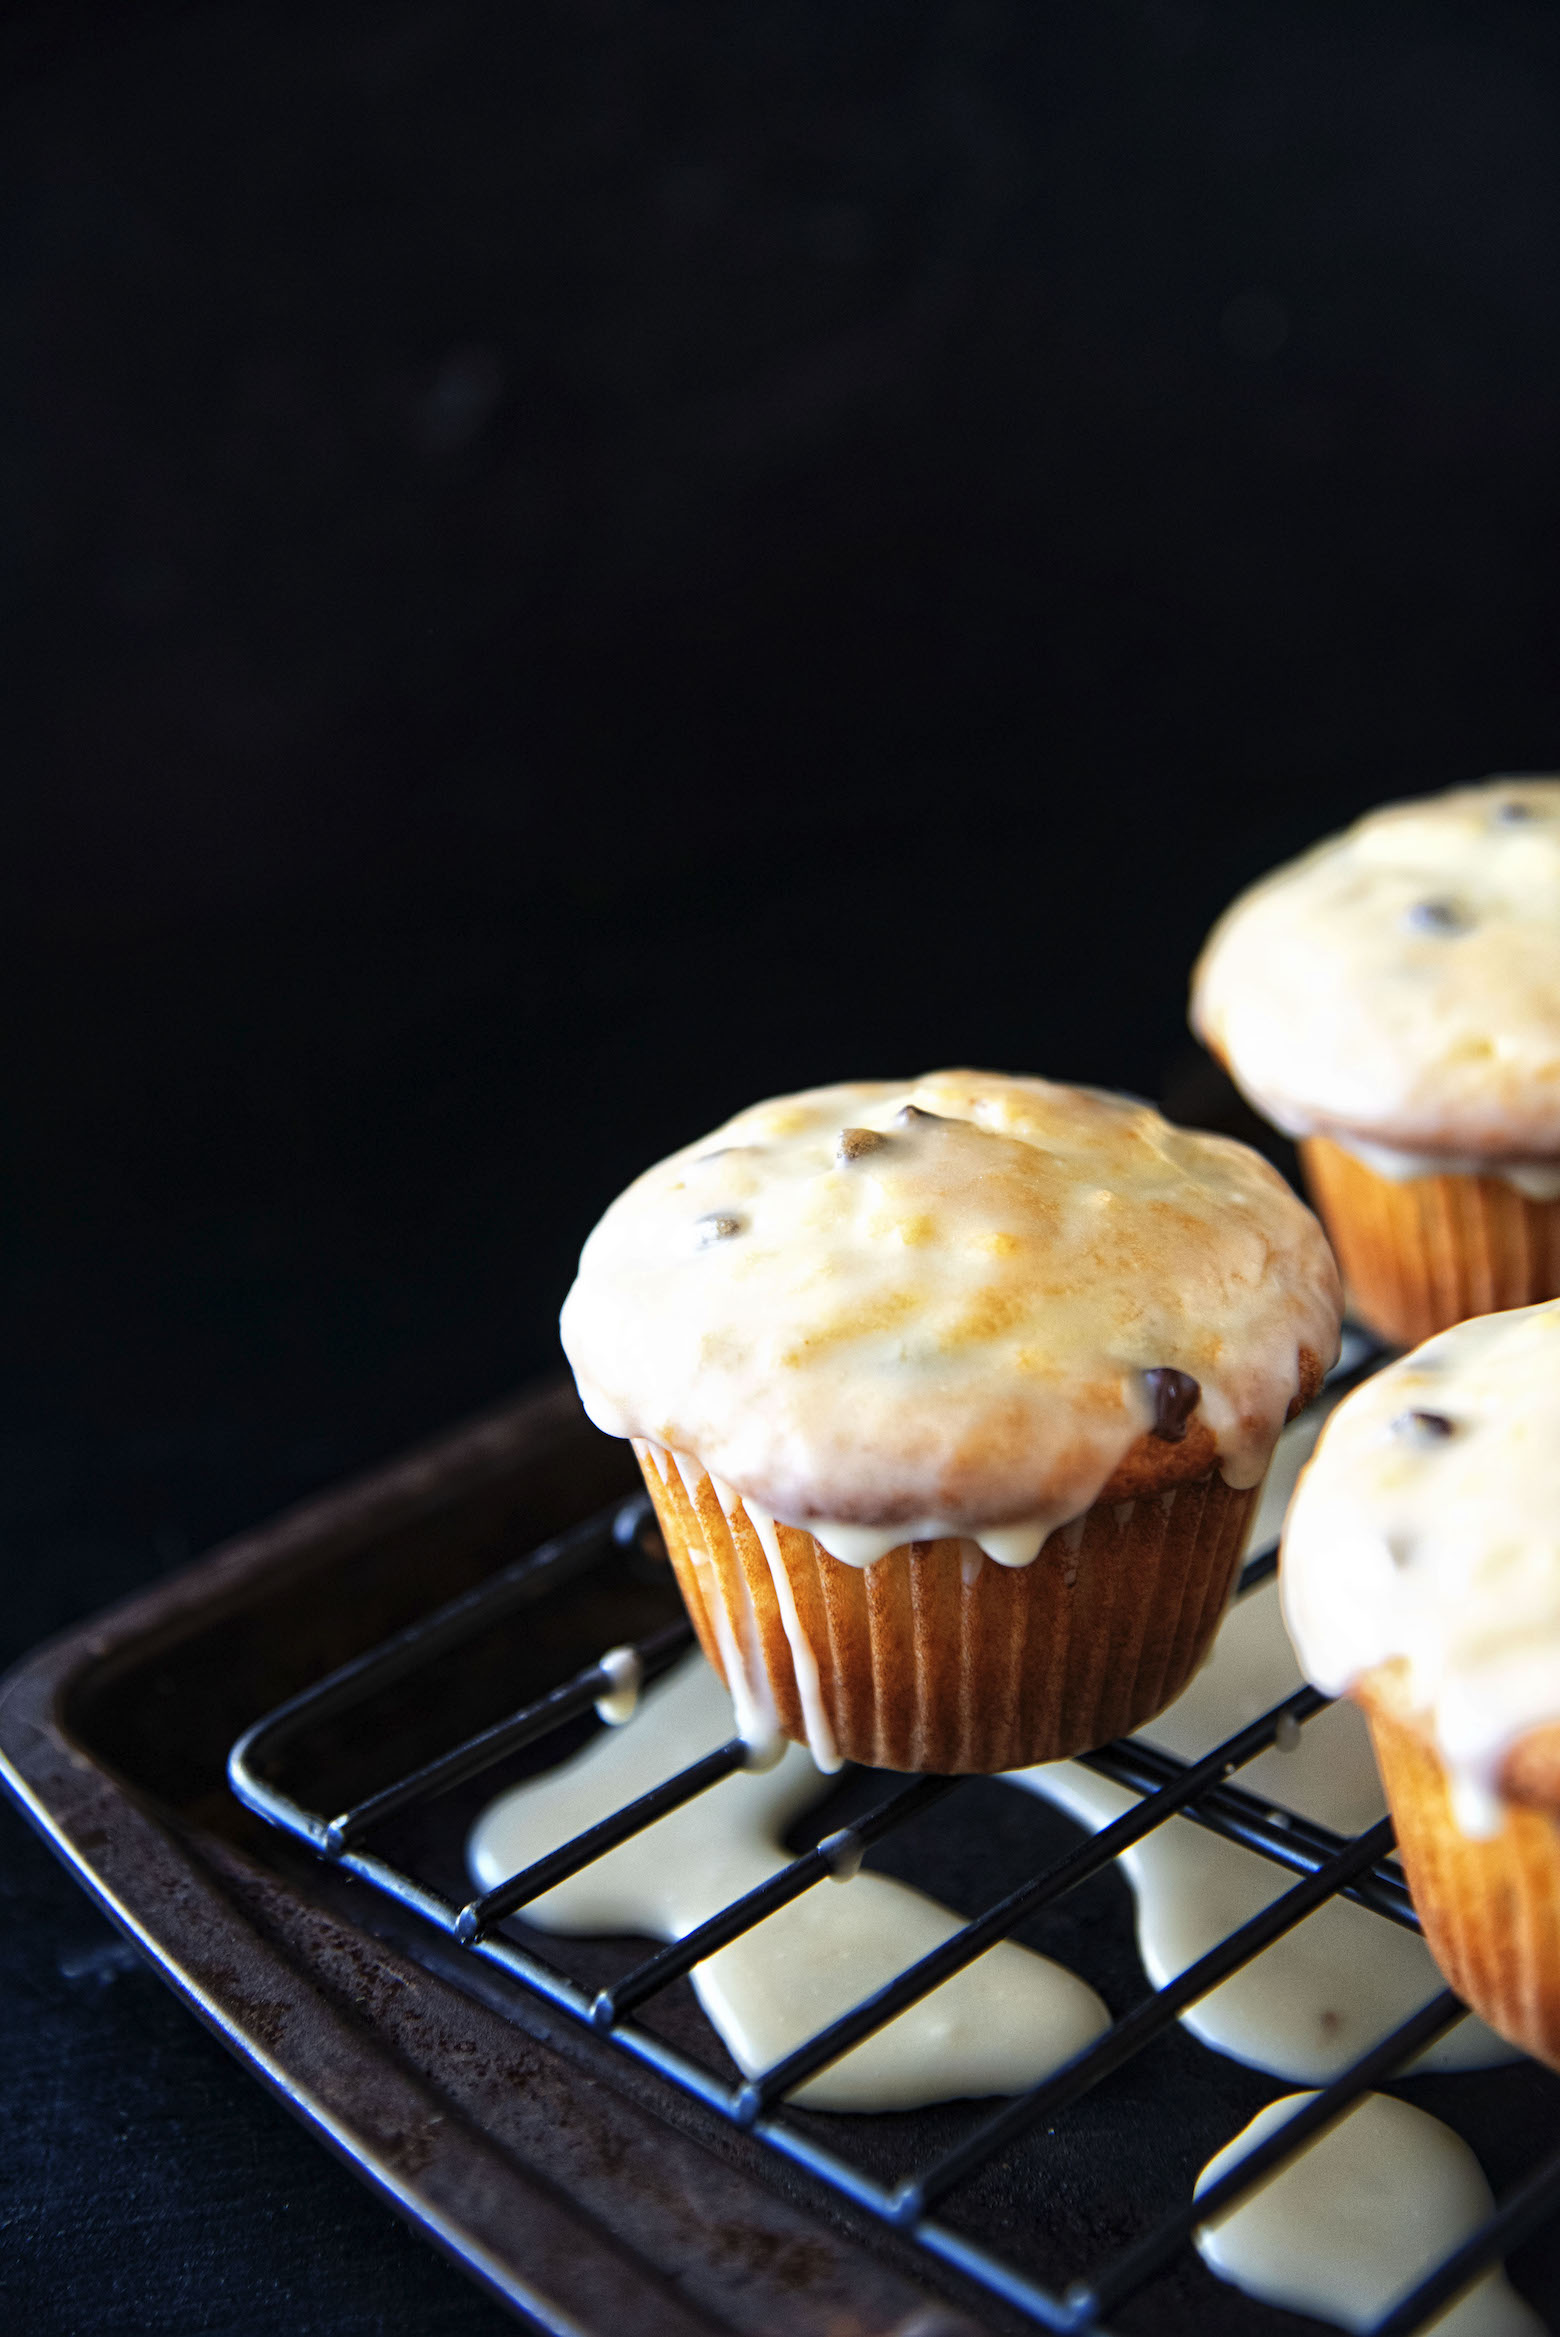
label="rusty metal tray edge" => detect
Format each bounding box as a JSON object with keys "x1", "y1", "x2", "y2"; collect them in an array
[{"x1": 0, "y1": 1378, "x2": 982, "y2": 2337}]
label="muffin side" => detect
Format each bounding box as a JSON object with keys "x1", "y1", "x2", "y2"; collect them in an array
[
  {"x1": 1299, "y1": 1135, "x2": 1560, "y2": 1347},
  {"x1": 1281, "y1": 1302, "x2": 1560, "y2": 2066},
  {"x1": 1356, "y1": 1665, "x2": 1560, "y2": 2068},
  {"x1": 640, "y1": 1441, "x2": 1261, "y2": 1773}
]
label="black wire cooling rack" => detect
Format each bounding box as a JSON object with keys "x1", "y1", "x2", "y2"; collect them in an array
[{"x1": 228, "y1": 1344, "x2": 1560, "y2": 2336}]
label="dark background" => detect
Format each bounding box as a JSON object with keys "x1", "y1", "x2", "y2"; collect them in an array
[{"x1": 4, "y1": 1, "x2": 1560, "y2": 2328}]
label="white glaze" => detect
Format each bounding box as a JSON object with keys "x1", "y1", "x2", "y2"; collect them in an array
[
  {"x1": 1334, "y1": 1133, "x2": 1560, "y2": 1204},
  {"x1": 740, "y1": 1494, "x2": 842, "y2": 1774},
  {"x1": 467, "y1": 1654, "x2": 1109, "y2": 2112},
  {"x1": 593, "y1": 1645, "x2": 643, "y2": 1728},
  {"x1": 562, "y1": 1071, "x2": 1340, "y2": 1539},
  {"x1": 1007, "y1": 1391, "x2": 1515, "y2": 2080},
  {"x1": 1195, "y1": 2092, "x2": 1542, "y2": 2335},
  {"x1": 792, "y1": 1511, "x2": 1052, "y2": 1570},
  {"x1": 1192, "y1": 776, "x2": 1560, "y2": 1164},
  {"x1": 1010, "y1": 1576, "x2": 1513, "y2": 2081},
  {"x1": 1282, "y1": 1300, "x2": 1560, "y2": 1839},
  {"x1": 691, "y1": 1539, "x2": 780, "y2": 1758},
  {"x1": 471, "y1": 1432, "x2": 1513, "y2": 2107},
  {"x1": 475, "y1": 1396, "x2": 1518, "y2": 2113},
  {"x1": 646, "y1": 1440, "x2": 783, "y2": 1758}
]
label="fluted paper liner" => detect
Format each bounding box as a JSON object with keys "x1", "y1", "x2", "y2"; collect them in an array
[
  {"x1": 1362, "y1": 1687, "x2": 1560, "y2": 2071},
  {"x1": 638, "y1": 1445, "x2": 1257, "y2": 1773},
  {"x1": 1300, "y1": 1135, "x2": 1560, "y2": 1348}
]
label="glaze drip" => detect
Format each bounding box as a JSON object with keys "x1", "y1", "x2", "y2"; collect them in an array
[
  {"x1": 1329, "y1": 1132, "x2": 1560, "y2": 1203},
  {"x1": 491, "y1": 1406, "x2": 1514, "y2": 2093},
  {"x1": 593, "y1": 1645, "x2": 642, "y2": 1727},
  {"x1": 564, "y1": 1071, "x2": 1338, "y2": 1540},
  {"x1": 467, "y1": 1654, "x2": 1109, "y2": 2112},
  {"x1": 1012, "y1": 1396, "x2": 1515, "y2": 2079},
  {"x1": 740, "y1": 1494, "x2": 842, "y2": 1774}
]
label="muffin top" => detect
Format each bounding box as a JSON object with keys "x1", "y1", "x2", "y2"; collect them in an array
[
  {"x1": 1191, "y1": 778, "x2": 1560, "y2": 1160},
  {"x1": 560, "y1": 1070, "x2": 1340, "y2": 1560},
  {"x1": 1282, "y1": 1301, "x2": 1560, "y2": 1836}
]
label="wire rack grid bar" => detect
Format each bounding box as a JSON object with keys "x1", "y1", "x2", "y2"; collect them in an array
[
  {"x1": 731, "y1": 1683, "x2": 1351, "y2": 2123},
  {"x1": 454, "y1": 1736, "x2": 749, "y2": 1939},
  {"x1": 1078, "y1": 1732, "x2": 1418, "y2": 1929},
  {"x1": 226, "y1": 1347, "x2": 1558, "y2": 2337},
  {"x1": 325, "y1": 1615, "x2": 693, "y2": 1851},
  {"x1": 1369, "y1": 2142, "x2": 1560, "y2": 2336},
  {"x1": 227, "y1": 1494, "x2": 642, "y2": 1848},
  {"x1": 591, "y1": 1771, "x2": 962, "y2": 2028},
  {"x1": 1066, "y1": 1987, "x2": 1468, "y2": 2323},
  {"x1": 893, "y1": 1816, "x2": 1398, "y2": 2220}
]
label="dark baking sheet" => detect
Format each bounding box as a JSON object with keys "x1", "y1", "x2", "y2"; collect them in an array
[{"x1": 2, "y1": 1375, "x2": 1556, "y2": 2335}]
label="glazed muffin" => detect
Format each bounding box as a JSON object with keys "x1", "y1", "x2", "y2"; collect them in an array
[
  {"x1": 561, "y1": 1070, "x2": 1341, "y2": 1774},
  {"x1": 1191, "y1": 778, "x2": 1560, "y2": 1346},
  {"x1": 1282, "y1": 1302, "x2": 1560, "y2": 2068}
]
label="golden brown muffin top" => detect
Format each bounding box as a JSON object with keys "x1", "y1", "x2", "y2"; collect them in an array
[{"x1": 561, "y1": 1071, "x2": 1339, "y2": 1558}]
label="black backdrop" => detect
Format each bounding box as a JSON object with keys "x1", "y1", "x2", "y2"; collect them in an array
[{"x1": 4, "y1": 3, "x2": 1560, "y2": 2329}]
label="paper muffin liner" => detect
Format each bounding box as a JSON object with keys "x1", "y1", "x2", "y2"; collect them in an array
[
  {"x1": 1361, "y1": 1685, "x2": 1560, "y2": 2071},
  {"x1": 1299, "y1": 1135, "x2": 1560, "y2": 1348},
  {"x1": 635, "y1": 1443, "x2": 1257, "y2": 1774}
]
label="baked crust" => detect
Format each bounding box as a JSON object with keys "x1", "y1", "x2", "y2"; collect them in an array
[
  {"x1": 1354, "y1": 1660, "x2": 1560, "y2": 2069},
  {"x1": 1355, "y1": 1658, "x2": 1560, "y2": 1818},
  {"x1": 1094, "y1": 1342, "x2": 1326, "y2": 1502},
  {"x1": 1498, "y1": 1724, "x2": 1560, "y2": 1811}
]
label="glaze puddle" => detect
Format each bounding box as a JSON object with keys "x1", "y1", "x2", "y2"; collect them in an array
[
  {"x1": 1195, "y1": 2092, "x2": 1542, "y2": 2335},
  {"x1": 467, "y1": 1653, "x2": 1109, "y2": 2112},
  {"x1": 468, "y1": 1404, "x2": 1533, "y2": 2319},
  {"x1": 1010, "y1": 1572, "x2": 1514, "y2": 2081},
  {"x1": 1005, "y1": 1383, "x2": 1514, "y2": 2081},
  {"x1": 472, "y1": 1395, "x2": 1513, "y2": 2102}
]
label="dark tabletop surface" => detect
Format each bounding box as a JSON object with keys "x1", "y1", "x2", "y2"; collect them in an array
[{"x1": 6, "y1": 2, "x2": 1560, "y2": 2329}]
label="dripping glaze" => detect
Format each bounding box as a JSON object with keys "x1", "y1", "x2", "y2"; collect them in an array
[
  {"x1": 563, "y1": 1071, "x2": 1340, "y2": 1537},
  {"x1": 472, "y1": 1389, "x2": 1514, "y2": 2099},
  {"x1": 467, "y1": 1654, "x2": 1108, "y2": 2113}
]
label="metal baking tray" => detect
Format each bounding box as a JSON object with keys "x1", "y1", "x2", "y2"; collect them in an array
[{"x1": 3, "y1": 1371, "x2": 1559, "y2": 2335}]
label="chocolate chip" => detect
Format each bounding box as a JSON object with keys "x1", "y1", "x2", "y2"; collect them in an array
[
  {"x1": 1145, "y1": 1367, "x2": 1201, "y2": 1441},
  {"x1": 1494, "y1": 799, "x2": 1542, "y2": 822},
  {"x1": 696, "y1": 1213, "x2": 744, "y2": 1245},
  {"x1": 1405, "y1": 898, "x2": 1469, "y2": 935},
  {"x1": 837, "y1": 1127, "x2": 887, "y2": 1162},
  {"x1": 895, "y1": 1104, "x2": 950, "y2": 1126},
  {"x1": 1392, "y1": 1408, "x2": 1456, "y2": 1442}
]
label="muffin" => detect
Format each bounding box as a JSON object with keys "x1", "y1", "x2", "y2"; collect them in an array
[
  {"x1": 1282, "y1": 1301, "x2": 1560, "y2": 2068},
  {"x1": 1191, "y1": 777, "x2": 1560, "y2": 1346},
  {"x1": 561, "y1": 1070, "x2": 1341, "y2": 1774}
]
